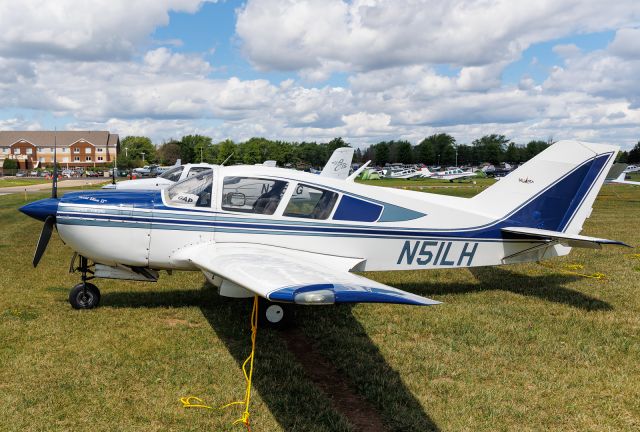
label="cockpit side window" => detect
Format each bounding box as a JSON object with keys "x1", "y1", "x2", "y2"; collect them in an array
[
  {"x1": 283, "y1": 184, "x2": 338, "y2": 219},
  {"x1": 187, "y1": 166, "x2": 211, "y2": 178},
  {"x1": 160, "y1": 165, "x2": 184, "y2": 182},
  {"x1": 222, "y1": 177, "x2": 288, "y2": 215},
  {"x1": 166, "y1": 170, "x2": 213, "y2": 208}
]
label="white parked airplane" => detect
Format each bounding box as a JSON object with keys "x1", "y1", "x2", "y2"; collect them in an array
[
  {"x1": 607, "y1": 163, "x2": 640, "y2": 186},
  {"x1": 105, "y1": 163, "x2": 215, "y2": 190},
  {"x1": 420, "y1": 167, "x2": 476, "y2": 181},
  {"x1": 107, "y1": 148, "x2": 355, "y2": 191},
  {"x1": 21, "y1": 140, "x2": 629, "y2": 328},
  {"x1": 382, "y1": 167, "x2": 422, "y2": 179}
]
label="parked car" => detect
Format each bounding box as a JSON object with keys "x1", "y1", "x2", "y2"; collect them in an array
[
  {"x1": 29, "y1": 170, "x2": 38, "y2": 176},
  {"x1": 16, "y1": 171, "x2": 26, "y2": 177}
]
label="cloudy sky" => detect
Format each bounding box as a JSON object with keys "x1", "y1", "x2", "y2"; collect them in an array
[{"x1": 1, "y1": 0, "x2": 639, "y2": 149}]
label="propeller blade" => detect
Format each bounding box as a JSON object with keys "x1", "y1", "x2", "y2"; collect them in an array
[{"x1": 33, "y1": 216, "x2": 55, "y2": 268}]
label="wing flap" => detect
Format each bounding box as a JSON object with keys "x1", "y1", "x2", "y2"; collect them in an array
[
  {"x1": 183, "y1": 244, "x2": 440, "y2": 306},
  {"x1": 502, "y1": 226, "x2": 630, "y2": 249}
]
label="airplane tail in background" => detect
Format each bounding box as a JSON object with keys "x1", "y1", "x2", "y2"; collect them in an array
[
  {"x1": 472, "y1": 140, "x2": 618, "y2": 235},
  {"x1": 321, "y1": 147, "x2": 354, "y2": 180},
  {"x1": 419, "y1": 167, "x2": 432, "y2": 177}
]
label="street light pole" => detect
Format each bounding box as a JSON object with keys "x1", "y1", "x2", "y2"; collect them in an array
[
  {"x1": 455, "y1": 147, "x2": 458, "y2": 167},
  {"x1": 141, "y1": 152, "x2": 145, "y2": 163}
]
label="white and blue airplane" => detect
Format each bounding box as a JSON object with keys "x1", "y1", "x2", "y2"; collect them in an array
[{"x1": 20, "y1": 140, "x2": 629, "y2": 327}]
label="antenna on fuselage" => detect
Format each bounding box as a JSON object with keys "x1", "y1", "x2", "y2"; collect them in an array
[{"x1": 221, "y1": 152, "x2": 234, "y2": 166}]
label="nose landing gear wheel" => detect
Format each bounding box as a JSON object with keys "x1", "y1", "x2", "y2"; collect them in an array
[
  {"x1": 69, "y1": 282, "x2": 101, "y2": 309},
  {"x1": 258, "y1": 298, "x2": 293, "y2": 329}
]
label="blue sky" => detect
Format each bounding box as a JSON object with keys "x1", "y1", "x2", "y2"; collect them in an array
[{"x1": 0, "y1": 0, "x2": 639, "y2": 149}]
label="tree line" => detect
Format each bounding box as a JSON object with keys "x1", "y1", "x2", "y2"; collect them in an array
[{"x1": 116, "y1": 134, "x2": 640, "y2": 169}]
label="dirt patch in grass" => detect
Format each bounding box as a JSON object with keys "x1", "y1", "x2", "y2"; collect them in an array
[{"x1": 281, "y1": 328, "x2": 387, "y2": 432}]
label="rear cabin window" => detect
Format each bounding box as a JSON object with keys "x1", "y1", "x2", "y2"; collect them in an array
[
  {"x1": 283, "y1": 184, "x2": 338, "y2": 219},
  {"x1": 332, "y1": 195, "x2": 383, "y2": 222},
  {"x1": 222, "y1": 177, "x2": 288, "y2": 215}
]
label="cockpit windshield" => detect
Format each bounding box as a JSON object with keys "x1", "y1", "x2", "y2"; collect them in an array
[
  {"x1": 166, "y1": 170, "x2": 213, "y2": 207},
  {"x1": 160, "y1": 165, "x2": 184, "y2": 182}
]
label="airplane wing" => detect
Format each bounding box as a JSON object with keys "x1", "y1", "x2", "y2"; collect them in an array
[
  {"x1": 501, "y1": 227, "x2": 630, "y2": 249},
  {"x1": 180, "y1": 244, "x2": 440, "y2": 306}
]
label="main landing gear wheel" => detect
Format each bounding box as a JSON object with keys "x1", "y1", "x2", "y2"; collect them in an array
[
  {"x1": 69, "y1": 282, "x2": 101, "y2": 309},
  {"x1": 258, "y1": 298, "x2": 293, "y2": 329}
]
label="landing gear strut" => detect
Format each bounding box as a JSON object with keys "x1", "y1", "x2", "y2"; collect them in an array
[{"x1": 68, "y1": 255, "x2": 101, "y2": 309}]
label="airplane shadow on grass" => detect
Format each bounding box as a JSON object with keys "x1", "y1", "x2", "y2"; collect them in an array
[
  {"x1": 395, "y1": 266, "x2": 612, "y2": 311},
  {"x1": 102, "y1": 285, "x2": 440, "y2": 432}
]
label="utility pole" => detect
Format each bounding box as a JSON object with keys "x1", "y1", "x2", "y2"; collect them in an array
[
  {"x1": 200, "y1": 146, "x2": 203, "y2": 163},
  {"x1": 455, "y1": 146, "x2": 458, "y2": 167}
]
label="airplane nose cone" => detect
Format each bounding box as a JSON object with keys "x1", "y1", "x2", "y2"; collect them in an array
[{"x1": 19, "y1": 198, "x2": 59, "y2": 222}]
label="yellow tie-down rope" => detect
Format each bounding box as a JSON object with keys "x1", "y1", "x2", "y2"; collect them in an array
[
  {"x1": 537, "y1": 261, "x2": 607, "y2": 280},
  {"x1": 181, "y1": 295, "x2": 259, "y2": 431}
]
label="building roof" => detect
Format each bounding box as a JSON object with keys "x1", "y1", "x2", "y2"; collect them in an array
[{"x1": 0, "y1": 131, "x2": 119, "y2": 147}]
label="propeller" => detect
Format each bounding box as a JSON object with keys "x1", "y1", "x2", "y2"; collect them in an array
[
  {"x1": 25, "y1": 131, "x2": 59, "y2": 267},
  {"x1": 33, "y1": 215, "x2": 55, "y2": 267}
]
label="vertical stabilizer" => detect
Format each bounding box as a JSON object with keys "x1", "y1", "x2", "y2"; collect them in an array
[
  {"x1": 321, "y1": 147, "x2": 354, "y2": 180},
  {"x1": 472, "y1": 140, "x2": 618, "y2": 234}
]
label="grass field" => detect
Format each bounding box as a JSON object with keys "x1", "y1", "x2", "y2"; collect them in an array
[
  {"x1": 0, "y1": 183, "x2": 639, "y2": 431},
  {"x1": 0, "y1": 178, "x2": 50, "y2": 188}
]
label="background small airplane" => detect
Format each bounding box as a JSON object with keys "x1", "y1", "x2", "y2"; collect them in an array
[
  {"x1": 20, "y1": 140, "x2": 629, "y2": 328},
  {"x1": 420, "y1": 167, "x2": 476, "y2": 181},
  {"x1": 606, "y1": 163, "x2": 640, "y2": 186},
  {"x1": 108, "y1": 148, "x2": 355, "y2": 191}
]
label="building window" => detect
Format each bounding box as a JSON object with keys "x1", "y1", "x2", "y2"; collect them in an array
[
  {"x1": 2, "y1": 148, "x2": 7, "y2": 153},
  {"x1": 14, "y1": 148, "x2": 21, "y2": 154},
  {"x1": 61, "y1": 148, "x2": 68, "y2": 153},
  {"x1": 48, "y1": 148, "x2": 53, "y2": 152},
  {"x1": 74, "y1": 148, "x2": 80, "y2": 153},
  {"x1": 37, "y1": 147, "x2": 43, "y2": 152},
  {"x1": 74, "y1": 156, "x2": 80, "y2": 161},
  {"x1": 85, "y1": 156, "x2": 92, "y2": 161},
  {"x1": 97, "y1": 156, "x2": 104, "y2": 161},
  {"x1": 97, "y1": 147, "x2": 104, "y2": 153},
  {"x1": 39, "y1": 157, "x2": 45, "y2": 162},
  {"x1": 26, "y1": 148, "x2": 33, "y2": 155}
]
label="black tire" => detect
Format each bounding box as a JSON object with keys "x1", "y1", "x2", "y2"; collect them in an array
[
  {"x1": 69, "y1": 282, "x2": 101, "y2": 309},
  {"x1": 258, "y1": 298, "x2": 293, "y2": 329}
]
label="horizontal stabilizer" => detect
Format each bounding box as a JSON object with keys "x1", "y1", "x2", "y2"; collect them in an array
[{"x1": 502, "y1": 227, "x2": 631, "y2": 249}]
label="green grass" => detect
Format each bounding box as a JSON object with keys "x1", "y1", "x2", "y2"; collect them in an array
[
  {"x1": 1, "y1": 184, "x2": 639, "y2": 431},
  {"x1": 0, "y1": 178, "x2": 50, "y2": 188}
]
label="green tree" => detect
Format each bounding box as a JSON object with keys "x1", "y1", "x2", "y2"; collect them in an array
[
  {"x1": 3, "y1": 158, "x2": 18, "y2": 169},
  {"x1": 504, "y1": 142, "x2": 521, "y2": 163},
  {"x1": 524, "y1": 140, "x2": 550, "y2": 160},
  {"x1": 628, "y1": 141, "x2": 640, "y2": 163},
  {"x1": 414, "y1": 138, "x2": 436, "y2": 164},
  {"x1": 121, "y1": 136, "x2": 157, "y2": 164},
  {"x1": 180, "y1": 135, "x2": 213, "y2": 164},
  {"x1": 157, "y1": 141, "x2": 181, "y2": 165},
  {"x1": 472, "y1": 134, "x2": 510, "y2": 164},
  {"x1": 373, "y1": 142, "x2": 390, "y2": 166},
  {"x1": 216, "y1": 139, "x2": 237, "y2": 164},
  {"x1": 395, "y1": 140, "x2": 413, "y2": 164},
  {"x1": 419, "y1": 133, "x2": 456, "y2": 165}
]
